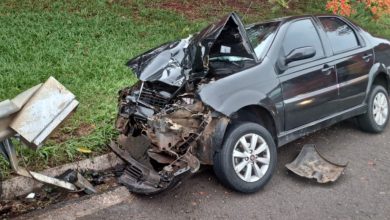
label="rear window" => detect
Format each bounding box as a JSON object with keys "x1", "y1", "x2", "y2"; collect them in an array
[{"x1": 319, "y1": 17, "x2": 359, "y2": 54}]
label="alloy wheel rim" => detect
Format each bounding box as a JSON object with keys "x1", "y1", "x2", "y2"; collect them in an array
[
  {"x1": 232, "y1": 133, "x2": 270, "y2": 183},
  {"x1": 373, "y1": 92, "x2": 389, "y2": 126}
]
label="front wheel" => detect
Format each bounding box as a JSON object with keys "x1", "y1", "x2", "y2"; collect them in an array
[
  {"x1": 358, "y1": 85, "x2": 389, "y2": 133},
  {"x1": 213, "y1": 122, "x2": 277, "y2": 193}
]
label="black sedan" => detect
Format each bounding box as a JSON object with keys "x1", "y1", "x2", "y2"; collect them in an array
[{"x1": 113, "y1": 13, "x2": 390, "y2": 194}]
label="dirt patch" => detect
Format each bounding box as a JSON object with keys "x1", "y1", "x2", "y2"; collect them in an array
[
  {"x1": 75, "y1": 123, "x2": 96, "y2": 137},
  {"x1": 0, "y1": 168, "x2": 122, "y2": 218},
  {"x1": 50, "y1": 123, "x2": 96, "y2": 144},
  {"x1": 152, "y1": 0, "x2": 272, "y2": 21}
]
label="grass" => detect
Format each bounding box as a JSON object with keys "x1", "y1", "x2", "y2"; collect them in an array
[
  {"x1": 0, "y1": 0, "x2": 389, "y2": 177},
  {"x1": 0, "y1": 0, "x2": 204, "y2": 176}
]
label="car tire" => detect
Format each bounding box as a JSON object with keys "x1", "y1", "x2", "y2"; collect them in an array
[
  {"x1": 213, "y1": 122, "x2": 277, "y2": 193},
  {"x1": 358, "y1": 84, "x2": 389, "y2": 133}
]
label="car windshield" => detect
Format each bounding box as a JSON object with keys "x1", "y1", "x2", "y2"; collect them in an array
[{"x1": 246, "y1": 21, "x2": 280, "y2": 60}]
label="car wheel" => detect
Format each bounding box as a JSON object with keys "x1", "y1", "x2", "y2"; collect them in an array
[
  {"x1": 213, "y1": 122, "x2": 277, "y2": 193},
  {"x1": 358, "y1": 84, "x2": 389, "y2": 133}
]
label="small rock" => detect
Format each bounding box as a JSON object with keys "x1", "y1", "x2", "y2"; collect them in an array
[
  {"x1": 199, "y1": 191, "x2": 207, "y2": 196},
  {"x1": 26, "y1": 193, "x2": 35, "y2": 199},
  {"x1": 368, "y1": 160, "x2": 376, "y2": 166}
]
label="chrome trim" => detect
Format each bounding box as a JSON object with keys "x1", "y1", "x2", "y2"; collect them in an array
[
  {"x1": 136, "y1": 81, "x2": 144, "y2": 104},
  {"x1": 338, "y1": 75, "x2": 368, "y2": 88},
  {"x1": 284, "y1": 75, "x2": 368, "y2": 105},
  {"x1": 284, "y1": 85, "x2": 338, "y2": 104}
]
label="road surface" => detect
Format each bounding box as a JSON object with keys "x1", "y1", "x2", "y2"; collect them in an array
[{"x1": 81, "y1": 120, "x2": 390, "y2": 220}]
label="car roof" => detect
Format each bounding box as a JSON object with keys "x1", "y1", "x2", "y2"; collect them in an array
[{"x1": 246, "y1": 14, "x2": 346, "y2": 26}]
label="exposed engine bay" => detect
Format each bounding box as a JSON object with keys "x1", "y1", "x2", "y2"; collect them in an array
[
  {"x1": 111, "y1": 13, "x2": 255, "y2": 194},
  {"x1": 113, "y1": 80, "x2": 229, "y2": 194}
]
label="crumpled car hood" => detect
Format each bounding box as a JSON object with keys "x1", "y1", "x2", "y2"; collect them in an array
[{"x1": 126, "y1": 12, "x2": 255, "y2": 86}]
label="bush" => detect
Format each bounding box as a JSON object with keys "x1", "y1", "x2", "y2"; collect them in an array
[{"x1": 326, "y1": 0, "x2": 390, "y2": 19}]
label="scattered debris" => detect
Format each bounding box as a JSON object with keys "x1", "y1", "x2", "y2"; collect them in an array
[
  {"x1": 0, "y1": 169, "x2": 120, "y2": 219},
  {"x1": 77, "y1": 147, "x2": 92, "y2": 154},
  {"x1": 0, "y1": 77, "x2": 97, "y2": 196},
  {"x1": 60, "y1": 170, "x2": 97, "y2": 194},
  {"x1": 286, "y1": 144, "x2": 347, "y2": 183}
]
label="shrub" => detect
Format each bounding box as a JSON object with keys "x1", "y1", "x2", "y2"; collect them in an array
[{"x1": 326, "y1": 0, "x2": 390, "y2": 19}]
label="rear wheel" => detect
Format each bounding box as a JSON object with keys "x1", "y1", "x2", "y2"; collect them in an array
[
  {"x1": 213, "y1": 122, "x2": 277, "y2": 193},
  {"x1": 358, "y1": 85, "x2": 389, "y2": 133}
]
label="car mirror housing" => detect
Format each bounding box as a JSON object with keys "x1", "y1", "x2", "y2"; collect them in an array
[{"x1": 285, "y1": 46, "x2": 316, "y2": 65}]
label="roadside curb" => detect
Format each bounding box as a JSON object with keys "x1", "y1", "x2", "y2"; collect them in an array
[
  {"x1": 1, "y1": 152, "x2": 124, "y2": 200},
  {"x1": 15, "y1": 186, "x2": 133, "y2": 220}
]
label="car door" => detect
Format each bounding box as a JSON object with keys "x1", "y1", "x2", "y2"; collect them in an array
[
  {"x1": 317, "y1": 16, "x2": 373, "y2": 111},
  {"x1": 278, "y1": 18, "x2": 339, "y2": 130}
]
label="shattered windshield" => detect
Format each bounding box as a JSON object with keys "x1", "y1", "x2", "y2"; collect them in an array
[{"x1": 246, "y1": 21, "x2": 280, "y2": 60}]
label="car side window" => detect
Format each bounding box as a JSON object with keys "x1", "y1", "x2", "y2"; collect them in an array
[
  {"x1": 319, "y1": 17, "x2": 359, "y2": 54},
  {"x1": 282, "y1": 19, "x2": 325, "y2": 66}
]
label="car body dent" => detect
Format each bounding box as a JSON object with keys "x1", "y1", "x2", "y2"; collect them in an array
[
  {"x1": 197, "y1": 57, "x2": 282, "y2": 134},
  {"x1": 126, "y1": 12, "x2": 256, "y2": 87},
  {"x1": 126, "y1": 39, "x2": 189, "y2": 86}
]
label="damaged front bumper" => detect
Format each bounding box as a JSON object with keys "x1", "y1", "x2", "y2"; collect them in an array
[{"x1": 114, "y1": 82, "x2": 229, "y2": 194}]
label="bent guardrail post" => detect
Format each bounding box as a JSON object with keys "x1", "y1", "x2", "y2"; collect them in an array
[{"x1": 0, "y1": 77, "x2": 95, "y2": 194}]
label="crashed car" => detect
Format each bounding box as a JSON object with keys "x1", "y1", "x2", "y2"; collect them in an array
[{"x1": 113, "y1": 13, "x2": 390, "y2": 194}]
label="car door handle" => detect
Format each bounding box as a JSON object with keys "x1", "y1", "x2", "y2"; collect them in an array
[
  {"x1": 321, "y1": 64, "x2": 334, "y2": 75},
  {"x1": 362, "y1": 54, "x2": 373, "y2": 62}
]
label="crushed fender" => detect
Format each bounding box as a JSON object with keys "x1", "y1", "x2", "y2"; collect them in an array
[{"x1": 286, "y1": 144, "x2": 347, "y2": 183}]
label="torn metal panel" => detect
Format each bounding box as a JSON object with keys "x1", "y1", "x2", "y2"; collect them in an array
[
  {"x1": 1, "y1": 138, "x2": 78, "y2": 191},
  {"x1": 126, "y1": 38, "x2": 191, "y2": 86},
  {"x1": 286, "y1": 144, "x2": 347, "y2": 183},
  {"x1": 196, "y1": 116, "x2": 229, "y2": 164},
  {"x1": 126, "y1": 12, "x2": 256, "y2": 87},
  {"x1": 60, "y1": 170, "x2": 97, "y2": 194},
  {"x1": 10, "y1": 77, "x2": 79, "y2": 148}
]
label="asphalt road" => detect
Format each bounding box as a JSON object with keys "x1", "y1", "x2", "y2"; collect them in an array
[{"x1": 81, "y1": 120, "x2": 390, "y2": 220}]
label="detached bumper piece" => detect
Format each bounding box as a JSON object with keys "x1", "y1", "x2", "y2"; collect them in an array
[
  {"x1": 286, "y1": 144, "x2": 347, "y2": 183},
  {"x1": 109, "y1": 141, "x2": 185, "y2": 195}
]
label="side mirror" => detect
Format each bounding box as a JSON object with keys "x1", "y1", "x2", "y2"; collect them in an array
[{"x1": 285, "y1": 46, "x2": 316, "y2": 65}]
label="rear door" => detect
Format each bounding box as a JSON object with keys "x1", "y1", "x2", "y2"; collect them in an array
[
  {"x1": 317, "y1": 16, "x2": 373, "y2": 111},
  {"x1": 279, "y1": 18, "x2": 339, "y2": 130}
]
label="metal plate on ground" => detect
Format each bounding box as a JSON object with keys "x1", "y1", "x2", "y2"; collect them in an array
[
  {"x1": 286, "y1": 144, "x2": 347, "y2": 183},
  {"x1": 10, "y1": 77, "x2": 79, "y2": 148}
]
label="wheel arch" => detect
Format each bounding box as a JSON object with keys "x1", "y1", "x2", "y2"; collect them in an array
[
  {"x1": 372, "y1": 71, "x2": 389, "y2": 93},
  {"x1": 367, "y1": 63, "x2": 390, "y2": 97},
  {"x1": 228, "y1": 105, "x2": 279, "y2": 146}
]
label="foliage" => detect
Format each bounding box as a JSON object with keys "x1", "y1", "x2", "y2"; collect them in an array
[{"x1": 326, "y1": 0, "x2": 390, "y2": 18}]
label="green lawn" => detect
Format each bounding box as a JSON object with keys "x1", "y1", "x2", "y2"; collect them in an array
[{"x1": 0, "y1": 0, "x2": 389, "y2": 176}]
